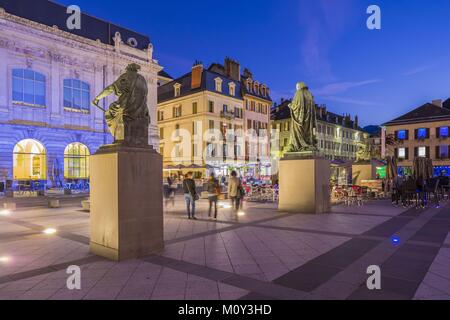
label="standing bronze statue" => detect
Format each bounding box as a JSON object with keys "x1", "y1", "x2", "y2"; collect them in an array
[
  {"x1": 93, "y1": 63, "x2": 150, "y2": 147},
  {"x1": 286, "y1": 82, "x2": 318, "y2": 153}
]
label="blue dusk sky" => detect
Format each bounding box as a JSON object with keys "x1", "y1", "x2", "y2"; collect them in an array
[{"x1": 58, "y1": 0, "x2": 450, "y2": 126}]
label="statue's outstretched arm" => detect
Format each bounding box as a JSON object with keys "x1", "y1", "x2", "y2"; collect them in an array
[{"x1": 93, "y1": 85, "x2": 115, "y2": 105}]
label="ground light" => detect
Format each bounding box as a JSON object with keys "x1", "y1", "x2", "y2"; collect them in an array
[
  {"x1": 0, "y1": 256, "x2": 11, "y2": 263},
  {"x1": 0, "y1": 209, "x2": 11, "y2": 216},
  {"x1": 219, "y1": 202, "x2": 232, "y2": 209},
  {"x1": 237, "y1": 211, "x2": 246, "y2": 216},
  {"x1": 391, "y1": 236, "x2": 400, "y2": 245},
  {"x1": 43, "y1": 228, "x2": 57, "y2": 235}
]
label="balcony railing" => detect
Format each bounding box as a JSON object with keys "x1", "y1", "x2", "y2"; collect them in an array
[{"x1": 220, "y1": 110, "x2": 236, "y2": 120}]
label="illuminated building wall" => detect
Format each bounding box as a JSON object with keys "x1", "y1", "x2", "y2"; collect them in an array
[{"x1": 0, "y1": 1, "x2": 162, "y2": 186}]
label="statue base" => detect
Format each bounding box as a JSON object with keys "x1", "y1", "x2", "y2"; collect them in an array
[
  {"x1": 278, "y1": 155, "x2": 331, "y2": 214},
  {"x1": 352, "y1": 160, "x2": 378, "y2": 185},
  {"x1": 89, "y1": 144, "x2": 164, "y2": 261}
]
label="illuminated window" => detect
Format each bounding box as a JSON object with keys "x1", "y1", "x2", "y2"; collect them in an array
[
  {"x1": 439, "y1": 145, "x2": 449, "y2": 159},
  {"x1": 228, "y1": 83, "x2": 236, "y2": 96},
  {"x1": 398, "y1": 148, "x2": 406, "y2": 158},
  {"x1": 418, "y1": 147, "x2": 426, "y2": 158},
  {"x1": 214, "y1": 78, "x2": 223, "y2": 92},
  {"x1": 63, "y1": 79, "x2": 90, "y2": 113},
  {"x1": 439, "y1": 126, "x2": 449, "y2": 138},
  {"x1": 174, "y1": 83, "x2": 181, "y2": 97},
  {"x1": 417, "y1": 128, "x2": 427, "y2": 139},
  {"x1": 13, "y1": 139, "x2": 47, "y2": 180},
  {"x1": 397, "y1": 130, "x2": 407, "y2": 140},
  {"x1": 64, "y1": 143, "x2": 90, "y2": 179},
  {"x1": 12, "y1": 69, "x2": 46, "y2": 107}
]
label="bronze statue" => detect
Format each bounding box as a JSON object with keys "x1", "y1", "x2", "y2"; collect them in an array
[
  {"x1": 356, "y1": 143, "x2": 372, "y2": 162},
  {"x1": 93, "y1": 63, "x2": 150, "y2": 147},
  {"x1": 286, "y1": 82, "x2": 318, "y2": 152}
]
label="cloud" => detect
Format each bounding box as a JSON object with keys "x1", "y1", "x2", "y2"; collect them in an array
[
  {"x1": 313, "y1": 79, "x2": 382, "y2": 96},
  {"x1": 297, "y1": 0, "x2": 359, "y2": 81},
  {"x1": 403, "y1": 65, "x2": 435, "y2": 76},
  {"x1": 320, "y1": 96, "x2": 381, "y2": 107}
]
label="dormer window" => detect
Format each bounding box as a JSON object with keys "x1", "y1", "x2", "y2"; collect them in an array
[
  {"x1": 174, "y1": 83, "x2": 181, "y2": 97},
  {"x1": 261, "y1": 85, "x2": 266, "y2": 97},
  {"x1": 214, "y1": 77, "x2": 223, "y2": 93},
  {"x1": 228, "y1": 83, "x2": 236, "y2": 96},
  {"x1": 246, "y1": 80, "x2": 252, "y2": 91},
  {"x1": 254, "y1": 82, "x2": 259, "y2": 95}
]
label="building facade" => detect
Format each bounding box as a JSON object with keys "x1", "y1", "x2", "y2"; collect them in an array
[
  {"x1": 240, "y1": 67, "x2": 272, "y2": 177},
  {"x1": 382, "y1": 99, "x2": 450, "y2": 176},
  {"x1": 271, "y1": 99, "x2": 369, "y2": 161},
  {"x1": 157, "y1": 58, "x2": 271, "y2": 178},
  {"x1": 0, "y1": 0, "x2": 162, "y2": 188}
]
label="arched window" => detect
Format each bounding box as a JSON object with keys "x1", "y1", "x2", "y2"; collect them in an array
[
  {"x1": 13, "y1": 139, "x2": 47, "y2": 180},
  {"x1": 63, "y1": 79, "x2": 90, "y2": 113},
  {"x1": 12, "y1": 69, "x2": 46, "y2": 107},
  {"x1": 64, "y1": 143, "x2": 90, "y2": 179}
]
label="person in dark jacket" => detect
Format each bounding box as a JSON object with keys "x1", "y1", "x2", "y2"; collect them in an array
[
  {"x1": 207, "y1": 173, "x2": 220, "y2": 219},
  {"x1": 183, "y1": 172, "x2": 197, "y2": 219}
]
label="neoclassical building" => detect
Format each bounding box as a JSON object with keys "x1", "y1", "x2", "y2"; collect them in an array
[{"x1": 0, "y1": 0, "x2": 163, "y2": 188}]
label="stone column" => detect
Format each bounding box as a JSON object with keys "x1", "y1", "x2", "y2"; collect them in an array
[{"x1": 89, "y1": 145, "x2": 164, "y2": 261}]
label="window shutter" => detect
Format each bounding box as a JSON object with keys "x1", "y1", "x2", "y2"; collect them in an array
[
  {"x1": 395, "y1": 131, "x2": 398, "y2": 140},
  {"x1": 426, "y1": 146, "x2": 430, "y2": 158},
  {"x1": 405, "y1": 148, "x2": 409, "y2": 160},
  {"x1": 426, "y1": 128, "x2": 430, "y2": 139},
  {"x1": 405, "y1": 130, "x2": 409, "y2": 140},
  {"x1": 436, "y1": 146, "x2": 440, "y2": 159},
  {"x1": 436, "y1": 127, "x2": 441, "y2": 139},
  {"x1": 414, "y1": 129, "x2": 418, "y2": 140},
  {"x1": 414, "y1": 147, "x2": 418, "y2": 157}
]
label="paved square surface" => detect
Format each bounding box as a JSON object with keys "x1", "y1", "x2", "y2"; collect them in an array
[{"x1": 1, "y1": 196, "x2": 449, "y2": 300}]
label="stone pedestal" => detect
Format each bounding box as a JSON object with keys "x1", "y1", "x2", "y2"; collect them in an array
[
  {"x1": 278, "y1": 156, "x2": 331, "y2": 214},
  {"x1": 89, "y1": 144, "x2": 164, "y2": 261},
  {"x1": 352, "y1": 161, "x2": 377, "y2": 185}
]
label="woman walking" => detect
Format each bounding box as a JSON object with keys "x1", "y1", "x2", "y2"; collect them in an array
[{"x1": 207, "y1": 173, "x2": 220, "y2": 219}]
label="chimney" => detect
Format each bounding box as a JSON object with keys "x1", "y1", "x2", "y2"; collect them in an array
[
  {"x1": 191, "y1": 61, "x2": 203, "y2": 89},
  {"x1": 224, "y1": 57, "x2": 240, "y2": 82},
  {"x1": 432, "y1": 99, "x2": 443, "y2": 108},
  {"x1": 354, "y1": 115, "x2": 359, "y2": 128}
]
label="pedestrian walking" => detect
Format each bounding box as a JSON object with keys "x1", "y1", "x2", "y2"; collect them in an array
[
  {"x1": 165, "y1": 175, "x2": 176, "y2": 207},
  {"x1": 228, "y1": 171, "x2": 244, "y2": 211},
  {"x1": 207, "y1": 173, "x2": 220, "y2": 219},
  {"x1": 183, "y1": 172, "x2": 198, "y2": 219}
]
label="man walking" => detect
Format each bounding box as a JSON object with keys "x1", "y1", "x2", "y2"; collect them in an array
[
  {"x1": 228, "y1": 171, "x2": 243, "y2": 212},
  {"x1": 183, "y1": 172, "x2": 198, "y2": 219}
]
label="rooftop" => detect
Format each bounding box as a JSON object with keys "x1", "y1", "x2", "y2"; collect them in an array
[
  {"x1": 383, "y1": 102, "x2": 450, "y2": 126},
  {"x1": 271, "y1": 99, "x2": 365, "y2": 131},
  {"x1": 157, "y1": 68, "x2": 243, "y2": 103},
  {"x1": 0, "y1": 0, "x2": 151, "y2": 50}
]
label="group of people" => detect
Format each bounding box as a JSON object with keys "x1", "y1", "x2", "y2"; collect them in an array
[
  {"x1": 391, "y1": 174, "x2": 449, "y2": 208},
  {"x1": 178, "y1": 171, "x2": 245, "y2": 220}
]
